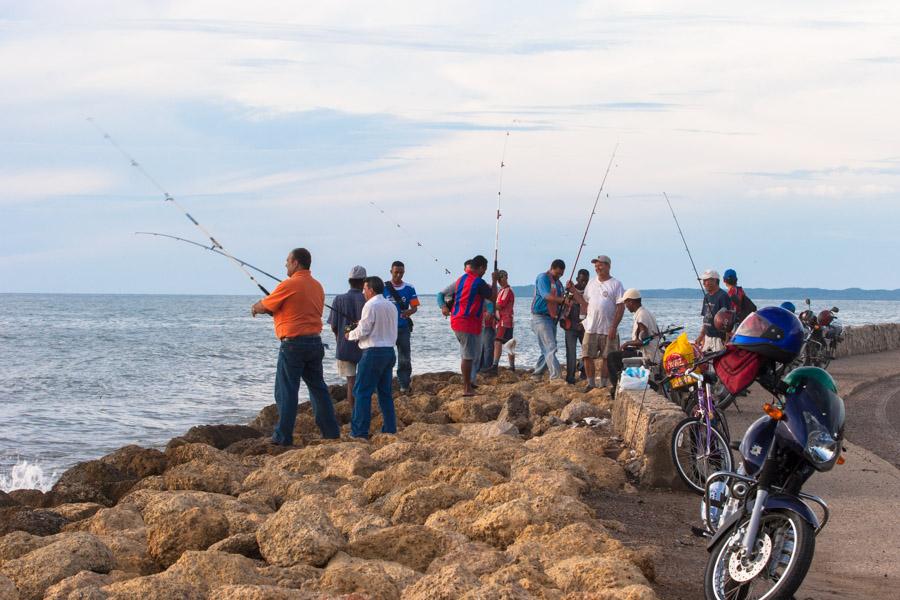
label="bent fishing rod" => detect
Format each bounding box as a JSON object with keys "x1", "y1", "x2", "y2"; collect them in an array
[
  {"x1": 493, "y1": 127, "x2": 513, "y2": 273},
  {"x1": 135, "y1": 231, "x2": 355, "y2": 321},
  {"x1": 553, "y1": 143, "x2": 619, "y2": 325},
  {"x1": 88, "y1": 117, "x2": 272, "y2": 296}
]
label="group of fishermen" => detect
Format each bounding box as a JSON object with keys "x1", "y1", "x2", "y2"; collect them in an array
[{"x1": 252, "y1": 247, "x2": 753, "y2": 444}]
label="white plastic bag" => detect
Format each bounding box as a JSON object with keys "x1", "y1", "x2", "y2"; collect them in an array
[{"x1": 619, "y1": 366, "x2": 649, "y2": 390}]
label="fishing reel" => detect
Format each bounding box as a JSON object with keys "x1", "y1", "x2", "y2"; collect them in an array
[{"x1": 344, "y1": 322, "x2": 358, "y2": 334}]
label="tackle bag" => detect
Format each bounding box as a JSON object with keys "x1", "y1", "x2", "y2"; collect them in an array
[
  {"x1": 663, "y1": 333, "x2": 696, "y2": 389},
  {"x1": 713, "y1": 345, "x2": 765, "y2": 395}
]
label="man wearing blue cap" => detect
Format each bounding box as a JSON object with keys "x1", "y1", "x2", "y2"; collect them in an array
[{"x1": 723, "y1": 269, "x2": 756, "y2": 333}]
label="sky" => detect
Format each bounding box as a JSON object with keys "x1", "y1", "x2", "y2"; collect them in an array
[{"x1": 2, "y1": 1, "x2": 900, "y2": 294}]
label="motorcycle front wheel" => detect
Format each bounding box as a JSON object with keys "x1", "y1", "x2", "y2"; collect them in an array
[
  {"x1": 670, "y1": 417, "x2": 733, "y2": 494},
  {"x1": 705, "y1": 509, "x2": 815, "y2": 600}
]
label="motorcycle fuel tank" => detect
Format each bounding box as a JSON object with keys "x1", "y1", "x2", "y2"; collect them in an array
[{"x1": 739, "y1": 416, "x2": 777, "y2": 475}]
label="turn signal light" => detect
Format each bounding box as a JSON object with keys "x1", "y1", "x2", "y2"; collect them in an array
[
  {"x1": 837, "y1": 456, "x2": 845, "y2": 465},
  {"x1": 763, "y1": 403, "x2": 784, "y2": 420}
]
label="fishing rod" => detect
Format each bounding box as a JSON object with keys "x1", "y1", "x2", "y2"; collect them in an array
[
  {"x1": 566, "y1": 143, "x2": 619, "y2": 288},
  {"x1": 135, "y1": 232, "x2": 282, "y2": 283},
  {"x1": 88, "y1": 117, "x2": 272, "y2": 296},
  {"x1": 662, "y1": 192, "x2": 715, "y2": 317},
  {"x1": 368, "y1": 201, "x2": 452, "y2": 276},
  {"x1": 135, "y1": 231, "x2": 356, "y2": 321},
  {"x1": 493, "y1": 128, "x2": 512, "y2": 273}
]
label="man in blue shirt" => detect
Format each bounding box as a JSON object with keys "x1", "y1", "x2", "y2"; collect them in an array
[
  {"x1": 696, "y1": 269, "x2": 731, "y2": 353},
  {"x1": 328, "y1": 265, "x2": 367, "y2": 410},
  {"x1": 383, "y1": 260, "x2": 419, "y2": 393},
  {"x1": 531, "y1": 259, "x2": 567, "y2": 380}
]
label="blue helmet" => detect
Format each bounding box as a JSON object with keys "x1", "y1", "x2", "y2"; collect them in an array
[
  {"x1": 780, "y1": 301, "x2": 796, "y2": 314},
  {"x1": 723, "y1": 268, "x2": 737, "y2": 283},
  {"x1": 732, "y1": 306, "x2": 804, "y2": 363}
]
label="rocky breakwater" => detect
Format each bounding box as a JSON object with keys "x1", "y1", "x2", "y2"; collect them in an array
[
  {"x1": 0, "y1": 371, "x2": 659, "y2": 600},
  {"x1": 835, "y1": 323, "x2": 900, "y2": 358}
]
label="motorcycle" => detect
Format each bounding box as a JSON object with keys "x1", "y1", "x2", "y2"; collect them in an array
[
  {"x1": 797, "y1": 300, "x2": 843, "y2": 369},
  {"x1": 700, "y1": 362, "x2": 845, "y2": 599}
]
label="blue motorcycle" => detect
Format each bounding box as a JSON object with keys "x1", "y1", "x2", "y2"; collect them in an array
[{"x1": 701, "y1": 365, "x2": 845, "y2": 599}]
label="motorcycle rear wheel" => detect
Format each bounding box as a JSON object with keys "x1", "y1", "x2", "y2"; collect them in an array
[
  {"x1": 670, "y1": 417, "x2": 733, "y2": 494},
  {"x1": 705, "y1": 509, "x2": 815, "y2": 600}
]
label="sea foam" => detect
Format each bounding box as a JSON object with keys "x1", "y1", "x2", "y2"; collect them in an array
[{"x1": 0, "y1": 459, "x2": 57, "y2": 492}]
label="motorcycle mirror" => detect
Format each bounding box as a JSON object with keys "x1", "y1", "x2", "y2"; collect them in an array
[
  {"x1": 831, "y1": 307, "x2": 839, "y2": 313},
  {"x1": 805, "y1": 298, "x2": 811, "y2": 306}
]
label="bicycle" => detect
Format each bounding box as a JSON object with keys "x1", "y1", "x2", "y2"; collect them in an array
[{"x1": 668, "y1": 350, "x2": 734, "y2": 494}]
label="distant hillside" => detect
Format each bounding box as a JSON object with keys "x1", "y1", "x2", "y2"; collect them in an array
[{"x1": 509, "y1": 285, "x2": 900, "y2": 301}]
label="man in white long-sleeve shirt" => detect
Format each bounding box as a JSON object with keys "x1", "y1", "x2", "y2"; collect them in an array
[{"x1": 346, "y1": 276, "x2": 399, "y2": 438}]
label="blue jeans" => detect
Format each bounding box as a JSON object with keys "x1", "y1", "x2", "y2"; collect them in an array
[
  {"x1": 479, "y1": 327, "x2": 496, "y2": 371},
  {"x1": 273, "y1": 336, "x2": 340, "y2": 444},
  {"x1": 395, "y1": 326, "x2": 412, "y2": 389},
  {"x1": 531, "y1": 313, "x2": 561, "y2": 379},
  {"x1": 351, "y1": 347, "x2": 397, "y2": 438}
]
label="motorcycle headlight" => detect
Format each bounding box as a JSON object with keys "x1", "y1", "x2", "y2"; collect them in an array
[{"x1": 804, "y1": 411, "x2": 838, "y2": 464}]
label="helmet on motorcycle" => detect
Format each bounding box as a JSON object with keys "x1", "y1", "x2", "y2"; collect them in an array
[
  {"x1": 713, "y1": 308, "x2": 736, "y2": 332},
  {"x1": 798, "y1": 309, "x2": 818, "y2": 328},
  {"x1": 780, "y1": 301, "x2": 796, "y2": 314},
  {"x1": 817, "y1": 310, "x2": 834, "y2": 327},
  {"x1": 731, "y1": 306, "x2": 804, "y2": 363}
]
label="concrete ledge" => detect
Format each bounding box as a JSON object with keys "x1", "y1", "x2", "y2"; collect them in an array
[
  {"x1": 836, "y1": 323, "x2": 900, "y2": 358},
  {"x1": 611, "y1": 387, "x2": 685, "y2": 488}
]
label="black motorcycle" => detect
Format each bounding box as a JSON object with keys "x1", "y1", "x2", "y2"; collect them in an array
[
  {"x1": 797, "y1": 300, "x2": 842, "y2": 369},
  {"x1": 700, "y1": 364, "x2": 845, "y2": 600}
]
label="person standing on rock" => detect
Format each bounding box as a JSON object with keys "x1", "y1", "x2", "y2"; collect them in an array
[
  {"x1": 531, "y1": 259, "x2": 567, "y2": 381},
  {"x1": 384, "y1": 261, "x2": 419, "y2": 394},
  {"x1": 328, "y1": 265, "x2": 368, "y2": 411},
  {"x1": 479, "y1": 299, "x2": 497, "y2": 373},
  {"x1": 439, "y1": 255, "x2": 498, "y2": 396},
  {"x1": 347, "y1": 276, "x2": 399, "y2": 438},
  {"x1": 563, "y1": 268, "x2": 590, "y2": 384},
  {"x1": 567, "y1": 255, "x2": 624, "y2": 390},
  {"x1": 251, "y1": 248, "x2": 340, "y2": 445},
  {"x1": 488, "y1": 269, "x2": 515, "y2": 373},
  {"x1": 606, "y1": 288, "x2": 660, "y2": 395}
]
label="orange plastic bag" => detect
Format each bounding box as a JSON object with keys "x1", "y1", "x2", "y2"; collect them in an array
[{"x1": 663, "y1": 332, "x2": 696, "y2": 389}]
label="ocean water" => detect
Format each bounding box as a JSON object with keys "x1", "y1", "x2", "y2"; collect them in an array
[{"x1": 1, "y1": 293, "x2": 898, "y2": 491}]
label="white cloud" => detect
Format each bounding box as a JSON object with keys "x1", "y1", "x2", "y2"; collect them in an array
[{"x1": 0, "y1": 168, "x2": 115, "y2": 203}]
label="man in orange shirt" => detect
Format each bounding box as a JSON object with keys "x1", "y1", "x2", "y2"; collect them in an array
[{"x1": 251, "y1": 248, "x2": 340, "y2": 444}]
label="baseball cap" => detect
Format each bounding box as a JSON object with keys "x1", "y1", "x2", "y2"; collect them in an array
[
  {"x1": 348, "y1": 265, "x2": 367, "y2": 279},
  {"x1": 700, "y1": 269, "x2": 720, "y2": 281},
  {"x1": 590, "y1": 255, "x2": 612, "y2": 265},
  {"x1": 617, "y1": 288, "x2": 642, "y2": 304},
  {"x1": 723, "y1": 268, "x2": 737, "y2": 282}
]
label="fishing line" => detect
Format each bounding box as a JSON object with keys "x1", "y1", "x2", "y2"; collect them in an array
[
  {"x1": 493, "y1": 122, "x2": 517, "y2": 273},
  {"x1": 88, "y1": 117, "x2": 272, "y2": 296},
  {"x1": 368, "y1": 201, "x2": 452, "y2": 276},
  {"x1": 663, "y1": 192, "x2": 715, "y2": 317},
  {"x1": 135, "y1": 231, "x2": 355, "y2": 321}
]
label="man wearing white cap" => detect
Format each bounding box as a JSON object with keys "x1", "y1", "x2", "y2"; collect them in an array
[
  {"x1": 607, "y1": 288, "x2": 660, "y2": 394},
  {"x1": 567, "y1": 254, "x2": 624, "y2": 390},
  {"x1": 696, "y1": 269, "x2": 731, "y2": 353},
  {"x1": 328, "y1": 265, "x2": 368, "y2": 409}
]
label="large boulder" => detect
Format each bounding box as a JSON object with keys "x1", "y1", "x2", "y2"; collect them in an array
[
  {"x1": 0, "y1": 507, "x2": 67, "y2": 536},
  {"x1": 43, "y1": 570, "x2": 133, "y2": 600},
  {"x1": 6, "y1": 490, "x2": 44, "y2": 508},
  {"x1": 443, "y1": 399, "x2": 491, "y2": 423},
  {"x1": 316, "y1": 553, "x2": 420, "y2": 599},
  {"x1": 163, "y1": 458, "x2": 250, "y2": 496},
  {"x1": 100, "y1": 445, "x2": 168, "y2": 478},
  {"x1": 362, "y1": 460, "x2": 432, "y2": 502},
  {"x1": 559, "y1": 400, "x2": 606, "y2": 422},
  {"x1": 249, "y1": 404, "x2": 279, "y2": 436},
  {"x1": 389, "y1": 483, "x2": 470, "y2": 525},
  {"x1": 545, "y1": 555, "x2": 654, "y2": 596},
  {"x1": 346, "y1": 524, "x2": 464, "y2": 572},
  {"x1": 211, "y1": 585, "x2": 313, "y2": 599},
  {"x1": 0, "y1": 531, "x2": 56, "y2": 562},
  {"x1": 65, "y1": 503, "x2": 144, "y2": 536},
  {"x1": 0, "y1": 532, "x2": 114, "y2": 600},
  {"x1": 47, "y1": 502, "x2": 104, "y2": 522},
  {"x1": 496, "y1": 392, "x2": 531, "y2": 434},
  {"x1": 165, "y1": 550, "x2": 273, "y2": 592},
  {"x1": 100, "y1": 572, "x2": 204, "y2": 600},
  {"x1": 146, "y1": 505, "x2": 229, "y2": 568},
  {"x1": 400, "y1": 564, "x2": 480, "y2": 600},
  {"x1": 180, "y1": 425, "x2": 263, "y2": 450},
  {"x1": 0, "y1": 491, "x2": 17, "y2": 508},
  {"x1": 47, "y1": 460, "x2": 136, "y2": 507},
  {"x1": 256, "y1": 501, "x2": 344, "y2": 567},
  {"x1": 0, "y1": 574, "x2": 18, "y2": 600},
  {"x1": 208, "y1": 533, "x2": 262, "y2": 559}
]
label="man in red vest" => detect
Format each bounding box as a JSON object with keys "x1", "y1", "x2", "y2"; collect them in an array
[{"x1": 438, "y1": 255, "x2": 498, "y2": 396}]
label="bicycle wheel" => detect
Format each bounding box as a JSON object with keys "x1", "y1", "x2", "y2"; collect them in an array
[
  {"x1": 671, "y1": 417, "x2": 733, "y2": 494},
  {"x1": 712, "y1": 379, "x2": 735, "y2": 411}
]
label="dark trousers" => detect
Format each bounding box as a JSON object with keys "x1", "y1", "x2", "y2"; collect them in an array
[
  {"x1": 607, "y1": 347, "x2": 641, "y2": 397},
  {"x1": 273, "y1": 336, "x2": 340, "y2": 445},
  {"x1": 351, "y1": 347, "x2": 397, "y2": 438},
  {"x1": 565, "y1": 327, "x2": 584, "y2": 383},
  {"x1": 395, "y1": 326, "x2": 412, "y2": 389}
]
